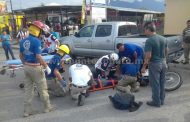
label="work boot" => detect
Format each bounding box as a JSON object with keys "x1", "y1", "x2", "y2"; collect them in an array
[
  {"x1": 44, "y1": 106, "x2": 55, "y2": 113},
  {"x1": 146, "y1": 101, "x2": 160, "y2": 107},
  {"x1": 23, "y1": 103, "x2": 33, "y2": 117},
  {"x1": 44, "y1": 104, "x2": 55, "y2": 113},
  {"x1": 129, "y1": 101, "x2": 143, "y2": 112},
  {"x1": 23, "y1": 110, "x2": 38, "y2": 117},
  {"x1": 78, "y1": 93, "x2": 85, "y2": 106},
  {"x1": 182, "y1": 61, "x2": 189, "y2": 65}
]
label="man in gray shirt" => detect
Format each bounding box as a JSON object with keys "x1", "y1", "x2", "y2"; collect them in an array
[
  {"x1": 182, "y1": 20, "x2": 190, "y2": 64},
  {"x1": 141, "y1": 22, "x2": 168, "y2": 107}
]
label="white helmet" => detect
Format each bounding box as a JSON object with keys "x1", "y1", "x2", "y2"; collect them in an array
[
  {"x1": 110, "y1": 53, "x2": 119, "y2": 61},
  {"x1": 43, "y1": 24, "x2": 50, "y2": 32}
]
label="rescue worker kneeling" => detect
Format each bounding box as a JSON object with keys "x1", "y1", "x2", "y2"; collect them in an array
[
  {"x1": 116, "y1": 57, "x2": 140, "y2": 94},
  {"x1": 109, "y1": 57, "x2": 142, "y2": 112},
  {"x1": 46, "y1": 45, "x2": 70, "y2": 97},
  {"x1": 69, "y1": 64, "x2": 95, "y2": 106},
  {"x1": 94, "y1": 53, "x2": 119, "y2": 79}
]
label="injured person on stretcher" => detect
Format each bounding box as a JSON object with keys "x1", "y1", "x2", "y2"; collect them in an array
[{"x1": 93, "y1": 54, "x2": 141, "y2": 94}]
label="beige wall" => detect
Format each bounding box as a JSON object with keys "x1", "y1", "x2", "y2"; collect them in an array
[{"x1": 164, "y1": 0, "x2": 190, "y2": 35}]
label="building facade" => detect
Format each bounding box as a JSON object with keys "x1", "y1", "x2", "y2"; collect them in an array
[{"x1": 164, "y1": 0, "x2": 190, "y2": 35}]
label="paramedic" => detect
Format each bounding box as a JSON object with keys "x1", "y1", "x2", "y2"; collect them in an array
[
  {"x1": 69, "y1": 64, "x2": 94, "y2": 106},
  {"x1": 95, "y1": 53, "x2": 119, "y2": 79},
  {"x1": 19, "y1": 21, "x2": 54, "y2": 117},
  {"x1": 42, "y1": 24, "x2": 60, "y2": 54}
]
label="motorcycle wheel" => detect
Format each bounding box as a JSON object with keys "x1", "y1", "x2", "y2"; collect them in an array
[{"x1": 165, "y1": 71, "x2": 182, "y2": 92}]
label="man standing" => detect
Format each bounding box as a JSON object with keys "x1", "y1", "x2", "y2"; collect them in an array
[
  {"x1": 182, "y1": 20, "x2": 190, "y2": 64},
  {"x1": 69, "y1": 64, "x2": 94, "y2": 106},
  {"x1": 19, "y1": 21, "x2": 54, "y2": 117},
  {"x1": 141, "y1": 22, "x2": 168, "y2": 107}
]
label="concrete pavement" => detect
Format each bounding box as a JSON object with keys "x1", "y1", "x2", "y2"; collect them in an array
[
  {"x1": 0, "y1": 42, "x2": 19, "y2": 50},
  {"x1": 0, "y1": 49, "x2": 190, "y2": 122}
]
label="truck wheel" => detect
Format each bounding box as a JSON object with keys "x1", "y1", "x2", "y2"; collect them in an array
[{"x1": 70, "y1": 54, "x2": 77, "y2": 60}]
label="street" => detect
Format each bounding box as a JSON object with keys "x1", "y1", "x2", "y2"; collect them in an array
[{"x1": 0, "y1": 48, "x2": 190, "y2": 122}]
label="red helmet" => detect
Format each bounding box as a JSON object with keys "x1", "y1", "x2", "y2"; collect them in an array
[
  {"x1": 28, "y1": 21, "x2": 45, "y2": 37},
  {"x1": 30, "y1": 21, "x2": 45, "y2": 30}
]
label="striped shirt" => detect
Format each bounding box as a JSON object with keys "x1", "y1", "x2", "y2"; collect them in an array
[{"x1": 16, "y1": 30, "x2": 29, "y2": 40}]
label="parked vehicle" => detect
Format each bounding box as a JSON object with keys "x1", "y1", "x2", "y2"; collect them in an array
[
  {"x1": 60, "y1": 21, "x2": 183, "y2": 62},
  {"x1": 139, "y1": 66, "x2": 183, "y2": 92}
]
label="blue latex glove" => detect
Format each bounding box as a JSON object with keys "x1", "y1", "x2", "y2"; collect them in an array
[{"x1": 60, "y1": 80, "x2": 67, "y2": 87}]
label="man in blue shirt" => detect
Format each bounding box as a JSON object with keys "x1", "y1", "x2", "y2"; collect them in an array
[
  {"x1": 116, "y1": 43, "x2": 144, "y2": 94},
  {"x1": 19, "y1": 21, "x2": 54, "y2": 117},
  {"x1": 117, "y1": 43, "x2": 143, "y2": 65},
  {"x1": 46, "y1": 45, "x2": 70, "y2": 97}
]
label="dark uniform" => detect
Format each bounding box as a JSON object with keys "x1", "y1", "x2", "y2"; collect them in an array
[{"x1": 46, "y1": 54, "x2": 67, "y2": 97}]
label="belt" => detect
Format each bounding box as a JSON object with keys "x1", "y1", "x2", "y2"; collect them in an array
[
  {"x1": 25, "y1": 62, "x2": 41, "y2": 66},
  {"x1": 72, "y1": 84, "x2": 87, "y2": 88}
]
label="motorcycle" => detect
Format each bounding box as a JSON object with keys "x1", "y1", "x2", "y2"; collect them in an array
[{"x1": 139, "y1": 65, "x2": 183, "y2": 92}]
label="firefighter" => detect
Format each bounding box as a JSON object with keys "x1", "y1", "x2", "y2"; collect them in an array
[
  {"x1": 19, "y1": 21, "x2": 54, "y2": 117},
  {"x1": 46, "y1": 45, "x2": 70, "y2": 97}
]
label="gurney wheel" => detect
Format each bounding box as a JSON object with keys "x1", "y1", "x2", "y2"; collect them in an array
[{"x1": 19, "y1": 83, "x2": 24, "y2": 88}]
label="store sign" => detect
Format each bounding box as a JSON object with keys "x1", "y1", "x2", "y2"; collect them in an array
[
  {"x1": 91, "y1": 7, "x2": 106, "y2": 20},
  {"x1": 0, "y1": 0, "x2": 6, "y2": 13}
]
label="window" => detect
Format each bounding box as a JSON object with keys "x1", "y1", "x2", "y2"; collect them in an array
[
  {"x1": 118, "y1": 25, "x2": 138, "y2": 36},
  {"x1": 79, "y1": 26, "x2": 94, "y2": 37},
  {"x1": 95, "y1": 25, "x2": 112, "y2": 37}
]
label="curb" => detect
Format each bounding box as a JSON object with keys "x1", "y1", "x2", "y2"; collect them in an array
[{"x1": 168, "y1": 63, "x2": 190, "y2": 71}]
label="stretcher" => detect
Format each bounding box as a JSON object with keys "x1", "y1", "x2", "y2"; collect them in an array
[
  {"x1": 0, "y1": 54, "x2": 72, "y2": 77},
  {"x1": 0, "y1": 55, "x2": 54, "y2": 77},
  {"x1": 89, "y1": 78, "x2": 118, "y2": 92}
]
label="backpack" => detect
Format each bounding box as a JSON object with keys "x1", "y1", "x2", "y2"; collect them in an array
[{"x1": 109, "y1": 92, "x2": 135, "y2": 110}]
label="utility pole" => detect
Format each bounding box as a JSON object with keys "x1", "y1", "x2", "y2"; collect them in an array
[
  {"x1": 10, "y1": 0, "x2": 13, "y2": 12},
  {"x1": 10, "y1": 0, "x2": 16, "y2": 37}
]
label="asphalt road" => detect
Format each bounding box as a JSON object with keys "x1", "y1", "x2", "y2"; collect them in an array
[{"x1": 0, "y1": 48, "x2": 190, "y2": 122}]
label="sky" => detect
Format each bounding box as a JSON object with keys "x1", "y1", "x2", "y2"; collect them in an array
[
  {"x1": 6, "y1": 0, "x2": 83, "y2": 10},
  {"x1": 6, "y1": 0, "x2": 165, "y2": 12}
]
